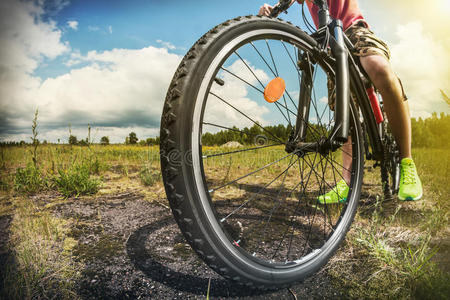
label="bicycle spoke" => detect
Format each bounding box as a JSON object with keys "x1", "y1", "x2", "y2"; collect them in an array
[
  {"x1": 249, "y1": 41, "x2": 299, "y2": 114},
  {"x1": 281, "y1": 41, "x2": 301, "y2": 81},
  {"x1": 218, "y1": 67, "x2": 293, "y2": 126},
  {"x1": 203, "y1": 143, "x2": 282, "y2": 159},
  {"x1": 265, "y1": 39, "x2": 279, "y2": 76},
  {"x1": 239, "y1": 45, "x2": 294, "y2": 127},
  {"x1": 209, "y1": 92, "x2": 285, "y2": 144},
  {"x1": 220, "y1": 67, "x2": 265, "y2": 94},
  {"x1": 302, "y1": 155, "x2": 348, "y2": 224},
  {"x1": 194, "y1": 34, "x2": 360, "y2": 267},
  {"x1": 209, "y1": 152, "x2": 295, "y2": 193},
  {"x1": 251, "y1": 169, "x2": 305, "y2": 258},
  {"x1": 328, "y1": 149, "x2": 343, "y2": 213},
  {"x1": 202, "y1": 122, "x2": 281, "y2": 144},
  {"x1": 316, "y1": 151, "x2": 337, "y2": 238},
  {"x1": 250, "y1": 41, "x2": 277, "y2": 77},
  {"x1": 320, "y1": 152, "x2": 347, "y2": 181},
  {"x1": 325, "y1": 154, "x2": 352, "y2": 174},
  {"x1": 272, "y1": 151, "x2": 319, "y2": 260},
  {"x1": 234, "y1": 51, "x2": 265, "y2": 87},
  {"x1": 285, "y1": 155, "x2": 320, "y2": 260},
  {"x1": 259, "y1": 155, "x2": 295, "y2": 243},
  {"x1": 309, "y1": 62, "x2": 328, "y2": 134},
  {"x1": 220, "y1": 156, "x2": 298, "y2": 223}
]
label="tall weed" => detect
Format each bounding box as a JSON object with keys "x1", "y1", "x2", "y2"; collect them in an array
[
  {"x1": 139, "y1": 164, "x2": 160, "y2": 186},
  {"x1": 54, "y1": 164, "x2": 100, "y2": 197},
  {"x1": 14, "y1": 163, "x2": 45, "y2": 194}
]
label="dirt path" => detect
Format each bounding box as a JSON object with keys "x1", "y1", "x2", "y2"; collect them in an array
[
  {"x1": 48, "y1": 192, "x2": 342, "y2": 299},
  {"x1": 0, "y1": 214, "x2": 12, "y2": 282}
]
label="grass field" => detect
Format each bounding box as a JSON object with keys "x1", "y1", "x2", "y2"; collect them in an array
[{"x1": 0, "y1": 144, "x2": 448, "y2": 299}]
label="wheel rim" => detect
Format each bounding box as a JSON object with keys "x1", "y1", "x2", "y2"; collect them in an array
[{"x1": 190, "y1": 28, "x2": 361, "y2": 268}]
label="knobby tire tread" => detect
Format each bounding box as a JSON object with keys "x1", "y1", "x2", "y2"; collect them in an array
[{"x1": 160, "y1": 15, "x2": 363, "y2": 289}]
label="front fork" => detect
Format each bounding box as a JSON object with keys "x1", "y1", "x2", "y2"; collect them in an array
[{"x1": 287, "y1": 20, "x2": 350, "y2": 154}]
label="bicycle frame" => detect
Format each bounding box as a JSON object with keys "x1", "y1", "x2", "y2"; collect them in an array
[{"x1": 279, "y1": 0, "x2": 384, "y2": 160}]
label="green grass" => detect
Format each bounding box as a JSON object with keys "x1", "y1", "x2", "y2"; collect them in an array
[
  {"x1": 1, "y1": 198, "x2": 81, "y2": 300},
  {"x1": 0, "y1": 144, "x2": 448, "y2": 299},
  {"x1": 54, "y1": 163, "x2": 101, "y2": 198},
  {"x1": 14, "y1": 163, "x2": 46, "y2": 194},
  {"x1": 326, "y1": 148, "x2": 450, "y2": 299}
]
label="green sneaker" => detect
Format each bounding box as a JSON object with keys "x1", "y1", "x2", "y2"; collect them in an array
[
  {"x1": 398, "y1": 158, "x2": 423, "y2": 201},
  {"x1": 318, "y1": 180, "x2": 349, "y2": 204}
]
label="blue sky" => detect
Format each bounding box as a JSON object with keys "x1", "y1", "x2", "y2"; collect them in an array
[
  {"x1": 0, "y1": 0, "x2": 448, "y2": 143},
  {"x1": 36, "y1": 0, "x2": 315, "y2": 79}
]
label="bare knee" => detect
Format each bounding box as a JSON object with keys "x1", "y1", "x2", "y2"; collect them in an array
[{"x1": 360, "y1": 55, "x2": 396, "y2": 91}]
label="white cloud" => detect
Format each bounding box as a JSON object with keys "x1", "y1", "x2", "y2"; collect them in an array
[
  {"x1": 88, "y1": 25, "x2": 99, "y2": 32},
  {"x1": 156, "y1": 39, "x2": 176, "y2": 50},
  {"x1": 0, "y1": 0, "x2": 69, "y2": 74},
  {"x1": 67, "y1": 20, "x2": 78, "y2": 30},
  {"x1": 35, "y1": 46, "x2": 181, "y2": 126},
  {"x1": 359, "y1": 1, "x2": 450, "y2": 117},
  {"x1": 0, "y1": 0, "x2": 70, "y2": 140},
  {"x1": 1, "y1": 46, "x2": 182, "y2": 142},
  {"x1": 319, "y1": 96, "x2": 328, "y2": 104},
  {"x1": 0, "y1": 0, "x2": 183, "y2": 143},
  {"x1": 390, "y1": 22, "x2": 450, "y2": 118}
]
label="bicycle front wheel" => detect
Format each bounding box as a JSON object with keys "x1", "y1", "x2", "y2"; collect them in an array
[{"x1": 160, "y1": 16, "x2": 364, "y2": 288}]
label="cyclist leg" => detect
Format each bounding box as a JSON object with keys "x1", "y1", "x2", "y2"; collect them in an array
[
  {"x1": 342, "y1": 137, "x2": 352, "y2": 184},
  {"x1": 359, "y1": 55, "x2": 411, "y2": 159},
  {"x1": 348, "y1": 22, "x2": 422, "y2": 200}
]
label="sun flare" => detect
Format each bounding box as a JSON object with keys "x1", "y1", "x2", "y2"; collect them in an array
[{"x1": 442, "y1": 0, "x2": 450, "y2": 11}]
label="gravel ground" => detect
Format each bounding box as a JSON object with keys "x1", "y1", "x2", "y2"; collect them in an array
[
  {"x1": 47, "y1": 191, "x2": 343, "y2": 299},
  {"x1": 0, "y1": 213, "x2": 12, "y2": 286}
]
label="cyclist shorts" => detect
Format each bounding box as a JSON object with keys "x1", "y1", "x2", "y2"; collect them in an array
[
  {"x1": 326, "y1": 21, "x2": 408, "y2": 102},
  {"x1": 345, "y1": 21, "x2": 391, "y2": 61}
]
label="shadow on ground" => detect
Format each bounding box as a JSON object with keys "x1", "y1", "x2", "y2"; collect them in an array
[{"x1": 50, "y1": 192, "x2": 342, "y2": 299}]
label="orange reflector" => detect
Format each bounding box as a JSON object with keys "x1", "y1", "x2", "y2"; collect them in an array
[{"x1": 264, "y1": 77, "x2": 286, "y2": 103}]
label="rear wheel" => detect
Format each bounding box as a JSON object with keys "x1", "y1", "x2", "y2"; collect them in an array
[
  {"x1": 382, "y1": 119, "x2": 401, "y2": 196},
  {"x1": 160, "y1": 16, "x2": 364, "y2": 287}
]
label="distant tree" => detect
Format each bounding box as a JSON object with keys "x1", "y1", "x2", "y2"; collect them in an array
[
  {"x1": 411, "y1": 113, "x2": 450, "y2": 148},
  {"x1": 128, "y1": 132, "x2": 138, "y2": 144},
  {"x1": 69, "y1": 135, "x2": 78, "y2": 145},
  {"x1": 139, "y1": 140, "x2": 147, "y2": 146},
  {"x1": 100, "y1": 136, "x2": 110, "y2": 145},
  {"x1": 78, "y1": 139, "x2": 88, "y2": 146},
  {"x1": 145, "y1": 137, "x2": 160, "y2": 146}
]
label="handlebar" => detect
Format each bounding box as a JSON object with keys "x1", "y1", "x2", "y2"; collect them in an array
[
  {"x1": 269, "y1": 0, "x2": 328, "y2": 18},
  {"x1": 269, "y1": 0, "x2": 293, "y2": 17}
]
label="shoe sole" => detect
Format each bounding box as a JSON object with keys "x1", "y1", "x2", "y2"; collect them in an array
[
  {"x1": 317, "y1": 197, "x2": 347, "y2": 205},
  {"x1": 398, "y1": 190, "x2": 423, "y2": 201}
]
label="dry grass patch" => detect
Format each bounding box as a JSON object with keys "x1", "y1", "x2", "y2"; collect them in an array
[{"x1": 1, "y1": 197, "x2": 82, "y2": 299}]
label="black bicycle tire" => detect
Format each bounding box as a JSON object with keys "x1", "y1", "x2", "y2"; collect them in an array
[{"x1": 160, "y1": 15, "x2": 364, "y2": 288}]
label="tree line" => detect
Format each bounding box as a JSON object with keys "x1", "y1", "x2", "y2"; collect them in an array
[
  {"x1": 411, "y1": 112, "x2": 450, "y2": 148},
  {"x1": 1, "y1": 113, "x2": 448, "y2": 147}
]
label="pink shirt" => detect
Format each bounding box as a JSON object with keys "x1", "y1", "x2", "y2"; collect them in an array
[{"x1": 299, "y1": 0, "x2": 367, "y2": 30}]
